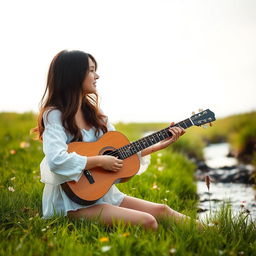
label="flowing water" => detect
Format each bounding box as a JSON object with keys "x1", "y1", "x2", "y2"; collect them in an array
[{"x1": 197, "y1": 143, "x2": 256, "y2": 222}]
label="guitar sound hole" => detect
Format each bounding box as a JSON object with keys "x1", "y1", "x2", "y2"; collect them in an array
[{"x1": 102, "y1": 150, "x2": 120, "y2": 159}]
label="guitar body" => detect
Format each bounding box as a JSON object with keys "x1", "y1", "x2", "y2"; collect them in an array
[{"x1": 61, "y1": 131, "x2": 140, "y2": 205}]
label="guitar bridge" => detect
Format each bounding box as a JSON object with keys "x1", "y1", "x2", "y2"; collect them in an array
[{"x1": 83, "y1": 170, "x2": 95, "y2": 184}]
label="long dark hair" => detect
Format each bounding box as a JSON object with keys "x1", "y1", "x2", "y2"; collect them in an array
[{"x1": 32, "y1": 50, "x2": 108, "y2": 141}]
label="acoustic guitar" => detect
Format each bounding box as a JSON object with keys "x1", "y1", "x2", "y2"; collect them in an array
[{"x1": 61, "y1": 109, "x2": 215, "y2": 205}]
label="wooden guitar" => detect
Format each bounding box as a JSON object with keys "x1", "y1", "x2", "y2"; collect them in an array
[{"x1": 61, "y1": 109, "x2": 215, "y2": 205}]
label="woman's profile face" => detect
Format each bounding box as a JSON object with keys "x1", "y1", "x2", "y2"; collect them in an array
[{"x1": 82, "y1": 58, "x2": 99, "y2": 95}]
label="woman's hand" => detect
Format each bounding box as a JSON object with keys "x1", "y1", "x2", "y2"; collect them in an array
[
  {"x1": 157, "y1": 122, "x2": 185, "y2": 150},
  {"x1": 99, "y1": 155, "x2": 123, "y2": 172}
]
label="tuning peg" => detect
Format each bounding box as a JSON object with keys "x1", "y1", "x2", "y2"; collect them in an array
[
  {"x1": 202, "y1": 124, "x2": 208, "y2": 129},
  {"x1": 192, "y1": 111, "x2": 195, "y2": 115},
  {"x1": 209, "y1": 122, "x2": 213, "y2": 127},
  {"x1": 198, "y1": 108, "x2": 203, "y2": 112}
]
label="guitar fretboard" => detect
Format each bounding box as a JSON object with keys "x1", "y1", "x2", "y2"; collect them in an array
[{"x1": 114, "y1": 118, "x2": 193, "y2": 160}]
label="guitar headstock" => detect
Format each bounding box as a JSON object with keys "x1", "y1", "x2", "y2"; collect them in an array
[{"x1": 190, "y1": 109, "x2": 216, "y2": 127}]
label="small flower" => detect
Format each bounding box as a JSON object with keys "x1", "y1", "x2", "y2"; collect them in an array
[
  {"x1": 152, "y1": 183, "x2": 159, "y2": 190},
  {"x1": 10, "y1": 177, "x2": 16, "y2": 181},
  {"x1": 10, "y1": 149, "x2": 16, "y2": 155},
  {"x1": 101, "y1": 246, "x2": 111, "y2": 252},
  {"x1": 157, "y1": 166, "x2": 164, "y2": 172},
  {"x1": 157, "y1": 153, "x2": 162, "y2": 157},
  {"x1": 121, "y1": 232, "x2": 130, "y2": 237},
  {"x1": 169, "y1": 248, "x2": 177, "y2": 254},
  {"x1": 99, "y1": 237, "x2": 109, "y2": 242},
  {"x1": 166, "y1": 190, "x2": 170, "y2": 193},
  {"x1": 8, "y1": 186, "x2": 15, "y2": 192},
  {"x1": 20, "y1": 141, "x2": 30, "y2": 148},
  {"x1": 41, "y1": 228, "x2": 46, "y2": 232}
]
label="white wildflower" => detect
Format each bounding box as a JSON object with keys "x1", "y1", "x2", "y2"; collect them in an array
[
  {"x1": 8, "y1": 186, "x2": 15, "y2": 192},
  {"x1": 157, "y1": 166, "x2": 164, "y2": 171},
  {"x1": 169, "y1": 248, "x2": 177, "y2": 254},
  {"x1": 101, "y1": 246, "x2": 111, "y2": 252}
]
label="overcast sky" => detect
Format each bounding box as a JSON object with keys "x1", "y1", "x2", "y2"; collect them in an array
[{"x1": 0, "y1": 0, "x2": 255, "y2": 123}]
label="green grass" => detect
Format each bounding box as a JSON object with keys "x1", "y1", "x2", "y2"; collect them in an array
[{"x1": 0, "y1": 112, "x2": 256, "y2": 255}]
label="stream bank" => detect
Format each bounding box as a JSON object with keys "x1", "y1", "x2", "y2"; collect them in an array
[{"x1": 196, "y1": 143, "x2": 256, "y2": 221}]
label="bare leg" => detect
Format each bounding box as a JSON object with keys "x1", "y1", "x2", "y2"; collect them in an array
[
  {"x1": 120, "y1": 196, "x2": 189, "y2": 222},
  {"x1": 119, "y1": 195, "x2": 206, "y2": 230},
  {"x1": 68, "y1": 203, "x2": 158, "y2": 230}
]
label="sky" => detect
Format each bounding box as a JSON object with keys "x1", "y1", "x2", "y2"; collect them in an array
[{"x1": 0, "y1": 0, "x2": 255, "y2": 123}]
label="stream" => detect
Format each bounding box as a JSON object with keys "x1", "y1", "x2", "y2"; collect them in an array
[{"x1": 196, "y1": 143, "x2": 256, "y2": 222}]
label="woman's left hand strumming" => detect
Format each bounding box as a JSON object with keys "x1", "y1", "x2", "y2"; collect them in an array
[{"x1": 158, "y1": 122, "x2": 185, "y2": 150}]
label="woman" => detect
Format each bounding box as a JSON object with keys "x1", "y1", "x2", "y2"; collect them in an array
[{"x1": 33, "y1": 50, "x2": 196, "y2": 230}]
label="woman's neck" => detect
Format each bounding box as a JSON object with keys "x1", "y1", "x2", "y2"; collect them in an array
[{"x1": 75, "y1": 103, "x2": 92, "y2": 131}]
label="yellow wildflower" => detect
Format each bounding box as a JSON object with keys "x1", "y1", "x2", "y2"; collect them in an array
[
  {"x1": 20, "y1": 142, "x2": 30, "y2": 148},
  {"x1": 121, "y1": 232, "x2": 130, "y2": 237},
  {"x1": 99, "y1": 237, "x2": 109, "y2": 242}
]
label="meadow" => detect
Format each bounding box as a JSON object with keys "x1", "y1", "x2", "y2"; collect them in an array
[{"x1": 0, "y1": 112, "x2": 255, "y2": 256}]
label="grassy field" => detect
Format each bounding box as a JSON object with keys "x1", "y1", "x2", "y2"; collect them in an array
[{"x1": 0, "y1": 112, "x2": 256, "y2": 255}]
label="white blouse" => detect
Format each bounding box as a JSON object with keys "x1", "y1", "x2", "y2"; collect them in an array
[{"x1": 40, "y1": 109, "x2": 150, "y2": 218}]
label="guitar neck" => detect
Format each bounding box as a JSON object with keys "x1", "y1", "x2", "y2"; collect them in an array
[{"x1": 116, "y1": 118, "x2": 194, "y2": 160}]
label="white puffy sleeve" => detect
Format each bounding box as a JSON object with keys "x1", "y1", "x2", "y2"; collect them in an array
[
  {"x1": 41, "y1": 109, "x2": 87, "y2": 184},
  {"x1": 107, "y1": 120, "x2": 151, "y2": 175}
]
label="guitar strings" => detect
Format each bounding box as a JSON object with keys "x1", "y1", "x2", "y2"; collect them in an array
[
  {"x1": 103, "y1": 120, "x2": 194, "y2": 158},
  {"x1": 103, "y1": 126, "x2": 172, "y2": 159},
  {"x1": 102, "y1": 115, "x2": 209, "y2": 158}
]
